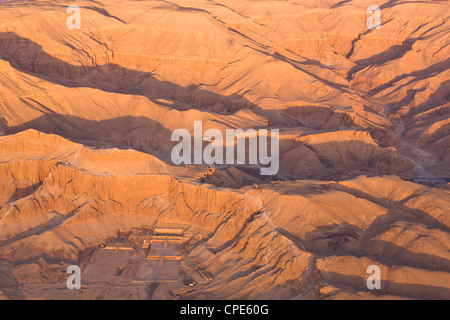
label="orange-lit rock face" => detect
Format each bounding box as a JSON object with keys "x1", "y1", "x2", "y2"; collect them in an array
[{"x1": 0, "y1": 0, "x2": 449, "y2": 300}]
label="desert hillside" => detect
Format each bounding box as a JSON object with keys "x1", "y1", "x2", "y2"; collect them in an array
[{"x1": 0, "y1": 0, "x2": 449, "y2": 300}]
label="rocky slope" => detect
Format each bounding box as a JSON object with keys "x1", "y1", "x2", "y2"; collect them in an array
[{"x1": 0, "y1": 0, "x2": 449, "y2": 300}]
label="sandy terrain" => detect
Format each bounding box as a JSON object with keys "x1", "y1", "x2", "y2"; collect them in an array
[{"x1": 0, "y1": 0, "x2": 449, "y2": 300}]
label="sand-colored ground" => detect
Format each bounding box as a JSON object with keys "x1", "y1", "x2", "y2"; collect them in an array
[{"x1": 0, "y1": 0, "x2": 449, "y2": 300}]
